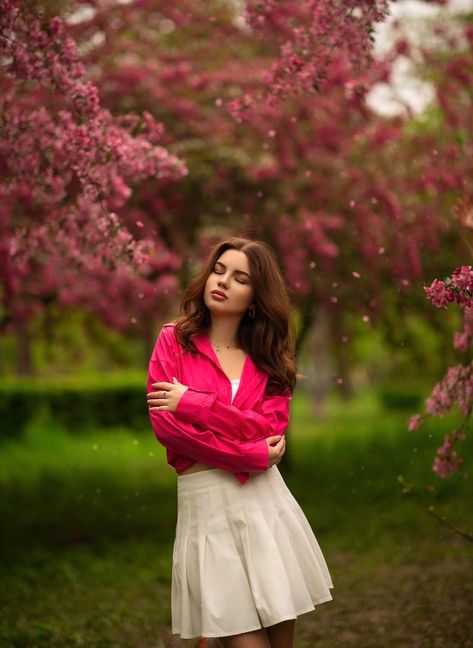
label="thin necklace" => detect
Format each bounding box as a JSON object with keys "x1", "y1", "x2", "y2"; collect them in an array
[{"x1": 211, "y1": 342, "x2": 238, "y2": 353}]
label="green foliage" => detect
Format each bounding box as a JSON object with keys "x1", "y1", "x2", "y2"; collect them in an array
[
  {"x1": 0, "y1": 387, "x2": 42, "y2": 441},
  {"x1": 348, "y1": 298, "x2": 463, "y2": 386},
  {"x1": 0, "y1": 373, "x2": 148, "y2": 440},
  {"x1": 375, "y1": 381, "x2": 425, "y2": 410}
]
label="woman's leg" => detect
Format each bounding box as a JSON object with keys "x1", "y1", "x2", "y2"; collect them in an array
[
  {"x1": 265, "y1": 619, "x2": 296, "y2": 648},
  {"x1": 218, "y1": 628, "x2": 271, "y2": 648}
]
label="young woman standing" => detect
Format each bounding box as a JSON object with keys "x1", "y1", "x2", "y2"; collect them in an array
[{"x1": 147, "y1": 237, "x2": 333, "y2": 647}]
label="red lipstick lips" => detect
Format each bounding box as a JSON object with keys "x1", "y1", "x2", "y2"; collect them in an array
[{"x1": 211, "y1": 290, "x2": 228, "y2": 300}]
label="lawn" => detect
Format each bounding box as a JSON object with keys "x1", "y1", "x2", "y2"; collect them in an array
[{"x1": 0, "y1": 389, "x2": 472, "y2": 647}]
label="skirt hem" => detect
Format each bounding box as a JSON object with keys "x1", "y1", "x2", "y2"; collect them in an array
[{"x1": 172, "y1": 593, "x2": 334, "y2": 639}]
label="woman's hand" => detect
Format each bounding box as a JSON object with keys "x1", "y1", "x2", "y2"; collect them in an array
[
  {"x1": 248, "y1": 435, "x2": 285, "y2": 476},
  {"x1": 267, "y1": 434, "x2": 286, "y2": 467},
  {"x1": 147, "y1": 377, "x2": 189, "y2": 413}
]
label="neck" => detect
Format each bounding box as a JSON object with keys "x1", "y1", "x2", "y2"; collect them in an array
[{"x1": 207, "y1": 314, "x2": 241, "y2": 347}]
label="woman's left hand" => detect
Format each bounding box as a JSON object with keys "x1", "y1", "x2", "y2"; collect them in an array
[{"x1": 147, "y1": 377, "x2": 189, "y2": 413}]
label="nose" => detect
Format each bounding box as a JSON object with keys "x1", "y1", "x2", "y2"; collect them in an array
[{"x1": 217, "y1": 274, "x2": 229, "y2": 289}]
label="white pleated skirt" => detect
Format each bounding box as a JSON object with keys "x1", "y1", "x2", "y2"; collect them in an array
[{"x1": 171, "y1": 464, "x2": 334, "y2": 639}]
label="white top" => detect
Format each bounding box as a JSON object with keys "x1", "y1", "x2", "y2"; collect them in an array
[{"x1": 230, "y1": 379, "x2": 240, "y2": 403}]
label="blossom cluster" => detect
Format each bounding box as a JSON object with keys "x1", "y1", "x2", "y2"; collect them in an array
[
  {"x1": 409, "y1": 266, "x2": 472, "y2": 478},
  {"x1": 424, "y1": 266, "x2": 473, "y2": 309},
  {"x1": 228, "y1": 0, "x2": 390, "y2": 121},
  {"x1": 425, "y1": 361, "x2": 473, "y2": 418},
  {"x1": 432, "y1": 429, "x2": 466, "y2": 479},
  {"x1": 0, "y1": 1, "x2": 186, "y2": 333},
  {"x1": 0, "y1": 2, "x2": 98, "y2": 119}
]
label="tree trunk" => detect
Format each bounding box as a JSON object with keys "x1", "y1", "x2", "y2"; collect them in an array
[
  {"x1": 331, "y1": 313, "x2": 354, "y2": 400},
  {"x1": 308, "y1": 303, "x2": 333, "y2": 419},
  {"x1": 280, "y1": 299, "x2": 315, "y2": 475},
  {"x1": 16, "y1": 327, "x2": 33, "y2": 375}
]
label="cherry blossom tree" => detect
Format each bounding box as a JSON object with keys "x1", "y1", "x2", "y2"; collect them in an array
[
  {"x1": 0, "y1": 0, "x2": 185, "y2": 370},
  {"x1": 2, "y1": 0, "x2": 469, "y2": 385}
]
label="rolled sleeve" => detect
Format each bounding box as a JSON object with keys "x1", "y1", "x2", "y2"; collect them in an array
[{"x1": 175, "y1": 387, "x2": 218, "y2": 425}]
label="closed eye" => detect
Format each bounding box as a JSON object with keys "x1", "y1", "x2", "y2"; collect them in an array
[{"x1": 213, "y1": 269, "x2": 247, "y2": 284}]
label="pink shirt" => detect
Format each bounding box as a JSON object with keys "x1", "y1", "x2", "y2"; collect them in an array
[{"x1": 147, "y1": 322, "x2": 292, "y2": 484}]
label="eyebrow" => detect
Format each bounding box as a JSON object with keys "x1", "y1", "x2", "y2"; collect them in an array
[{"x1": 214, "y1": 260, "x2": 252, "y2": 280}]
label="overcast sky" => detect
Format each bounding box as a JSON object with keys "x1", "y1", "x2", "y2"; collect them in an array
[{"x1": 367, "y1": 0, "x2": 473, "y2": 116}]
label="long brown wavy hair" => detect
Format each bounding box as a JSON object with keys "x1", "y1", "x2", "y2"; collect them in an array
[{"x1": 173, "y1": 237, "x2": 300, "y2": 396}]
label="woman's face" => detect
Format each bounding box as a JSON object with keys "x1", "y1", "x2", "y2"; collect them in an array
[{"x1": 204, "y1": 249, "x2": 254, "y2": 317}]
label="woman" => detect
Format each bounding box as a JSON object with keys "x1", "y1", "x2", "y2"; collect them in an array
[{"x1": 147, "y1": 237, "x2": 333, "y2": 647}]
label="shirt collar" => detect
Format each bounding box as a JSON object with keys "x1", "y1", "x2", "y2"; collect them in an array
[{"x1": 192, "y1": 331, "x2": 266, "y2": 403}]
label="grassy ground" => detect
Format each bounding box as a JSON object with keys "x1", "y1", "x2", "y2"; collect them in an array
[{"x1": 0, "y1": 390, "x2": 472, "y2": 647}]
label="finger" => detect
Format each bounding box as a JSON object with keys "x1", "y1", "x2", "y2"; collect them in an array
[
  {"x1": 147, "y1": 391, "x2": 167, "y2": 399},
  {"x1": 151, "y1": 382, "x2": 172, "y2": 389},
  {"x1": 148, "y1": 396, "x2": 169, "y2": 405}
]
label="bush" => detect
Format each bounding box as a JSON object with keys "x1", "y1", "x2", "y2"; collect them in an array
[
  {"x1": 0, "y1": 385, "x2": 43, "y2": 440},
  {"x1": 0, "y1": 374, "x2": 149, "y2": 440},
  {"x1": 376, "y1": 381, "x2": 425, "y2": 411}
]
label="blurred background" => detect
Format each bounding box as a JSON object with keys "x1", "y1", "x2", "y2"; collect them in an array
[{"x1": 1, "y1": 1, "x2": 472, "y2": 646}]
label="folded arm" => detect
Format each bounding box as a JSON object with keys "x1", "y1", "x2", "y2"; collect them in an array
[
  {"x1": 174, "y1": 386, "x2": 291, "y2": 443},
  {"x1": 147, "y1": 334, "x2": 269, "y2": 474}
]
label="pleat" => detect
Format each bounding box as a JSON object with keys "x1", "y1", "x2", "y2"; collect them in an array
[
  {"x1": 239, "y1": 470, "x2": 333, "y2": 626},
  {"x1": 171, "y1": 466, "x2": 334, "y2": 639},
  {"x1": 282, "y1": 486, "x2": 334, "y2": 591}
]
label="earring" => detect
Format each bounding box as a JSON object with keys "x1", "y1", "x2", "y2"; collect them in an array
[{"x1": 248, "y1": 306, "x2": 256, "y2": 319}]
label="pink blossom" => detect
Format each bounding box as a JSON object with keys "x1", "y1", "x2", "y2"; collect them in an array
[
  {"x1": 408, "y1": 414, "x2": 422, "y2": 431},
  {"x1": 425, "y1": 361, "x2": 473, "y2": 418},
  {"x1": 425, "y1": 267, "x2": 473, "y2": 310},
  {"x1": 432, "y1": 430, "x2": 465, "y2": 478},
  {"x1": 424, "y1": 279, "x2": 454, "y2": 308}
]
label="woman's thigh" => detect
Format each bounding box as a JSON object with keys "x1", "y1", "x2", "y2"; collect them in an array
[
  {"x1": 218, "y1": 627, "x2": 271, "y2": 648},
  {"x1": 265, "y1": 618, "x2": 296, "y2": 648}
]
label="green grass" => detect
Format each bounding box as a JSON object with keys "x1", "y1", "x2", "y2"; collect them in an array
[{"x1": 0, "y1": 390, "x2": 472, "y2": 647}]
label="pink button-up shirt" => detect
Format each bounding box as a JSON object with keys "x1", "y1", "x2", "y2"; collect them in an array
[{"x1": 147, "y1": 322, "x2": 292, "y2": 484}]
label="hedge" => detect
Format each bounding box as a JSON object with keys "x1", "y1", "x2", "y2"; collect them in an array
[{"x1": 0, "y1": 374, "x2": 150, "y2": 440}]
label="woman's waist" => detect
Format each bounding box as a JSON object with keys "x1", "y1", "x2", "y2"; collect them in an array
[{"x1": 178, "y1": 461, "x2": 216, "y2": 476}]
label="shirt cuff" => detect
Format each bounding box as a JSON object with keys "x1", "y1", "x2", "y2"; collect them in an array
[
  {"x1": 246, "y1": 437, "x2": 270, "y2": 471},
  {"x1": 175, "y1": 387, "x2": 218, "y2": 425}
]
